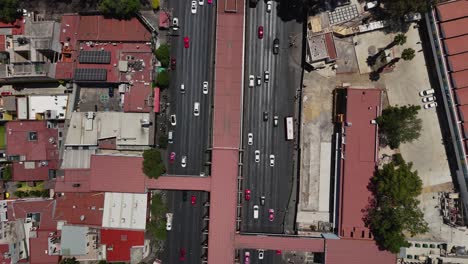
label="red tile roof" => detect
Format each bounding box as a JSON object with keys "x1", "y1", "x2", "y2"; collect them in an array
[
  {"x1": 7, "y1": 199, "x2": 57, "y2": 230},
  {"x1": 436, "y1": 0, "x2": 468, "y2": 22},
  {"x1": 325, "y1": 239, "x2": 396, "y2": 264},
  {"x1": 77, "y1": 16, "x2": 151, "y2": 42},
  {"x1": 0, "y1": 244, "x2": 11, "y2": 264},
  {"x1": 458, "y1": 105, "x2": 468, "y2": 121},
  {"x1": 443, "y1": 35, "x2": 468, "y2": 55},
  {"x1": 54, "y1": 192, "x2": 104, "y2": 227},
  {"x1": 454, "y1": 88, "x2": 468, "y2": 105},
  {"x1": 54, "y1": 169, "x2": 91, "y2": 193},
  {"x1": 0, "y1": 19, "x2": 24, "y2": 35},
  {"x1": 123, "y1": 83, "x2": 152, "y2": 112},
  {"x1": 89, "y1": 155, "x2": 146, "y2": 193},
  {"x1": 153, "y1": 88, "x2": 160, "y2": 113},
  {"x1": 146, "y1": 176, "x2": 211, "y2": 191},
  {"x1": 29, "y1": 230, "x2": 59, "y2": 264},
  {"x1": 448, "y1": 52, "x2": 468, "y2": 72},
  {"x1": 100, "y1": 229, "x2": 144, "y2": 262},
  {"x1": 452, "y1": 69, "x2": 468, "y2": 89},
  {"x1": 6, "y1": 121, "x2": 60, "y2": 181},
  {"x1": 440, "y1": 17, "x2": 468, "y2": 38},
  {"x1": 159, "y1": 11, "x2": 170, "y2": 29},
  {"x1": 0, "y1": 35, "x2": 5, "y2": 52},
  {"x1": 339, "y1": 88, "x2": 381, "y2": 239},
  {"x1": 54, "y1": 62, "x2": 74, "y2": 80}
]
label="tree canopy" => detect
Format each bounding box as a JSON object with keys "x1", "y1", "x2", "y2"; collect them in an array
[
  {"x1": 98, "y1": 0, "x2": 140, "y2": 20},
  {"x1": 156, "y1": 70, "x2": 170, "y2": 89},
  {"x1": 367, "y1": 158, "x2": 428, "y2": 253},
  {"x1": 401, "y1": 48, "x2": 416, "y2": 61},
  {"x1": 142, "y1": 149, "x2": 166, "y2": 179},
  {"x1": 0, "y1": 0, "x2": 19, "y2": 23},
  {"x1": 376, "y1": 105, "x2": 422, "y2": 149},
  {"x1": 380, "y1": 0, "x2": 435, "y2": 21},
  {"x1": 393, "y1": 34, "x2": 407, "y2": 46},
  {"x1": 155, "y1": 43, "x2": 170, "y2": 67}
]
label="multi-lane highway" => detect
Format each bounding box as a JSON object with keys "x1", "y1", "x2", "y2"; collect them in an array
[
  {"x1": 241, "y1": 0, "x2": 302, "y2": 238},
  {"x1": 161, "y1": 0, "x2": 215, "y2": 263}
]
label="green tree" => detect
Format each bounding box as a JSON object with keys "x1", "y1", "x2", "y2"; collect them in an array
[
  {"x1": 158, "y1": 135, "x2": 168, "y2": 149},
  {"x1": 367, "y1": 159, "x2": 428, "y2": 253},
  {"x1": 393, "y1": 33, "x2": 407, "y2": 46},
  {"x1": 60, "y1": 258, "x2": 79, "y2": 264},
  {"x1": 98, "y1": 0, "x2": 140, "y2": 20},
  {"x1": 147, "y1": 219, "x2": 167, "y2": 240},
  {"x1": 30, "y1": 190, "x2": 42, "y2": 197},
  {"x1": 2, "y1": 165, "x2": 12, "y2": 181},
  {"x1": 0, "y1": 0, "x2": 19, "y2": 23},
  {"x1": 14, "y1": 190, "x2": 27, "y2": 198},
  {"x1": 401, "y1": 48, "x2": 416, "y2": 61},
  {"x1": 376, "y1": 105, "x2": 422, "y2": 149},
  {"x1": 155, "y1": 44, "x2": 170, "y2": 67},
  {"x1": 150, "y1": 193, "x2": 168, "y2": 216},
  {"x1": 380, "y1": 0, "x2": 435, "y2": 21},
  {"x1": 156, "y1": 70, "x2": 170, "y2": 89},
  {"x1": 142, "y1": 149, "x2": 166, "y2": 179}
]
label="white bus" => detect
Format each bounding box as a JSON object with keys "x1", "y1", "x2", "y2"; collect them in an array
[{"x1": 285, "y1": 117, "x2": 294, "y2": 141}]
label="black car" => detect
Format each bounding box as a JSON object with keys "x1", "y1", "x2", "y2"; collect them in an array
[
  {"x1": 182, "y1": 191, "x2": 188, "y2": 202},
  {"x1": 273, "y1": 38, "x2": 279, "y2": 55},
  {"x1": 263, "y1": 111, "x2": 268, "y2": 121}
]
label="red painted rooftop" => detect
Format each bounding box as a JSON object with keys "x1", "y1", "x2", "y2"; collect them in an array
[
  {"x1": 452, "y1": 69, "x2": 468, "y2": 89},
  {"x1": 123, "y1": 82, "x2": 152, "y2": 113},
  {"x1": 443, "y1": 35, "x2": 468, "y2": 55},
  {"x1": 454, "y1": 88, "x2": 468, "y2": 105},
  {"x1": 325, "y1": 239, "x2": 396, "y2": 264},
  {"x1": 207, "y1": 0, "x2": 245, "y2": 262},
  {"x1": 100, "y1": 229, "x2": 145, "y2": 262},
  {"x1": 448, "y1": 52, "x2": 468, "y2": 72},
  {"x1": 235, "y1": 235, "x2": 325, "y2": 252},
  {"x1": 54, "y1": 169, "x2": 91, "y2": 193},
  {"x1": 146, "y1": 176, "x2": 211, "y2": 192},
  {"x1": 7, "y1": 199, "x2": 57, "y2": 230},
  {"x1": 0, "y1": 244, "x2": 11, "y2": 264},
  {"x1": 54, "y1": 192, "x2": 105, "y2": 227},
  {"x1": 458, "y1": 105, "x2": 468, "y2": 121},
  {"x1": 339, "y1": 88, "x2": 381, "y2": 239},
  {"x1": 0, "y1": 19, "x2": 24, "y2": 35},
  {"x1": 0, "y1": 35, "x2": 5, "y2": 52},
  {"x1": 440, "y1": 17, "x2": 468, "y2": 39},
  {"x1": 436, "y1": 0, "x2": 468, "y2": 22},
  {"x1": 29, "y1": 230, "x2": 59, "y2": 264}
]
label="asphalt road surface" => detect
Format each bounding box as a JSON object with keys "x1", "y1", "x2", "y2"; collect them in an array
[
  {"x1": 161, "y1": 0, "x2": 216, "y2": 263},
  {"x1": 241, "y1": 0, "x2": 302, "y2": 240}
]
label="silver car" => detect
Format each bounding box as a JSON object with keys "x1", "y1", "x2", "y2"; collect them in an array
[
  {"x1": 419, "y1": 88, "x2": 435, "y2": 97},
  {"x1": 422, "y1": 96, "x2": 435, "y2": 103},
  {"x1": 203, "y1": 81, "x2": 209, "y2": 94},
  {"x1": 181, "y1": 156, "x2": 187, "y2": 167},
  {"x1": 248, "y1": 133, "x2": 253, "y2": 145},
  {"x1": 424, "y1": 102, "x2": 437, "y2": 109},
  {"x1": 269, "y1": 154, "x2": 275, "y2": 167},
  {"x1": 170, "y1": 114, "x2": 177, "y2": 126},
  {"x1": 255, "y1": 150, "x2": 260, "y2": 163},
  {"x1": 191, "y1": 1, "x2": 197, "y2": 14}
]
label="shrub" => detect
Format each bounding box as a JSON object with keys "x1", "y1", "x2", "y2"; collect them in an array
[
  {"x1": 152, "y1": 0, "x2": 160, "y2": 10},
  {"x1": 158, "y1": 135, "x2": 168, "y2": 149},
  {"x1": 156, "y1": 70, "x2": 170, "y2": 89}
]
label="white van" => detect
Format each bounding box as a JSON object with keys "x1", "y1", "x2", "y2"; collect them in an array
[
  {"x1": 168, "y1": 131, "x2": 174, "y2": 144},
  {"x1": 253, "y1": 205, "x2": 259, "y2": 219},
  {"x1": 194, "y1": 102, "x2": 200, "y2": 116},
  {"x1": 249, "y1": 75, "x2": 255, "y2": 88},
  {"x1": 180, "y1": 84, "x2": 185, "y2": 94}
]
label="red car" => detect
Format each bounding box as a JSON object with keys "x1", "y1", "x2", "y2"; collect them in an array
[
  {"x1": 258, "y1": 26, "x2": 264, "y2": 39},
  {"x1": 244, "y1": 189, "x2": 251, "y2": 201},
  {"x1": 244, "y1": 252, "x2": 250, "y2": 263},
  {"x1": 170, "y1": 58, "x2": 176, "y2": 70},
  {"x1": 268, "y1": 209, "x2": 275, "y2": 222},
  {"x1": 179, "y1": 248, "x2": 186, "y2": 261},
  {"x1": 169, "y1": 152, "x2": 176, "y2": 164},
  {"x1": 208, "y1": 0, "x2": 212, "y2": 3},
  {"x1": 191, "y1": 195, "x2": 196, "y2": 205},
  {"x1": 276, "y1": 249, "x2": 282, "y2": 255},
  {"x1": 184, "y1": 37, "x2": 190, "y2": 48}
]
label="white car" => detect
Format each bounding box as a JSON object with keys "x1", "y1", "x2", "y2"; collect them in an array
[
  {"x1": 266, "y1": 1, "x2": 272, "y2": 12},
  {"x1": 264, "y1": 70, "x2": 270, "y2": 82},
  {"x1": 253, "y1": 205, "x2": 259, "y2": 219},
  {"x1": 422, "y1": 96, "x2": 435, "y2": 103},
  {"x1": 424, "y1": 102, "x2": 438, "y2": 109},
  {"x1": 249, "y1": 75, "x2": 255, "y2": 88},
  {"x1": 166, "y1": 213, "x2": 173, "y2": 231},
  {"x1": 194, "y1": 102, "x2": 200, "y2": 116},
  {"x1": 255, "y1": 150, "x2": 260, "y2": 163},
  {"x1": 181, "y1": 156, "x2": 187, "y2": 167},
  {"x1": 419, "y1": 88, "x2": 435, "y2": 97},
  {"x1": 170, "y1": 114, "x2": 177, "y2": 126},
  {"x1": 203, "y1": 81, "x2": 208, "y2": 94},
  {"x1": 248, "y1": 133, "x2": 253, "y2": 146},
  {"x1": 269, "y1": 154, "x2": 275, "y2": 167},
  {"x1": 172, "y1": 17, "x2": 179, "y2": 28},
  {"x1": 273, "y1": 115, "x2": 278, "y2": 127},
  {"x1": 199, "y1": 0, "x2": 204, "y2": 5},
  {"x1": 258, "y1": 249, "x2": 264, "y2": 259},
  {"x1": 191, "y1": 1, "x2": 197, "y2": 14}
]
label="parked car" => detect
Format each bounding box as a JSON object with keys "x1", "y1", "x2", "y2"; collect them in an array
[
  {"x1": 169, "y1": 152, "x2": 176, "y2": 164},
  {"x1": 419, "y1": 88, "x2": 435, "y2": 97},
  {"x1": 255, "y1": 150, "x2": 260, "y2": 163},
  {"x1": 166, "y1": 213, "x2": 173, "y2": 230},
  {"x1": 269, "y1": 154, "x2": 275, "y2": 167},
  {"x1": 191, "y1": 1, "x2": 197, "y2": 13},
  {"x1": 273, "y1": 38, "x2": 279, "y2": 54},
  {"x1": 424, "y1": 102, "x2": 438, "y2": 109},
  {"x1": 268, "y1": 209, "x2": 275, "y2": 221},
  {"x1": 264, "y1": 70, "x2": 270, "y2": 82},
  {"x1": 181, "y1": 155, "x2": 187, "y2": 167},
  {"x1": 258, "y1": 26, "x2": 264, "y2": 39},
  {"x1": 191, "y1": 195, "x2": 197, "y2": 205},
  {"x1": 422, "y1": 96, "x2": 435, "y2": 103},
  {"x1": 184, "y1": 36, "x2": 190, "y2": 48},
  {"x1": 245, "y1": 189, "x2": 251, "y2": 201},
  {"x1": 170, "y1": 114, "x2": 177, "y2": 126},
  {"x1": 203, "y1": 81, "x2": 209, "y2": 94},
  {"x1": 248, "y1": 133, "x2": 253, "y2": 145}
]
